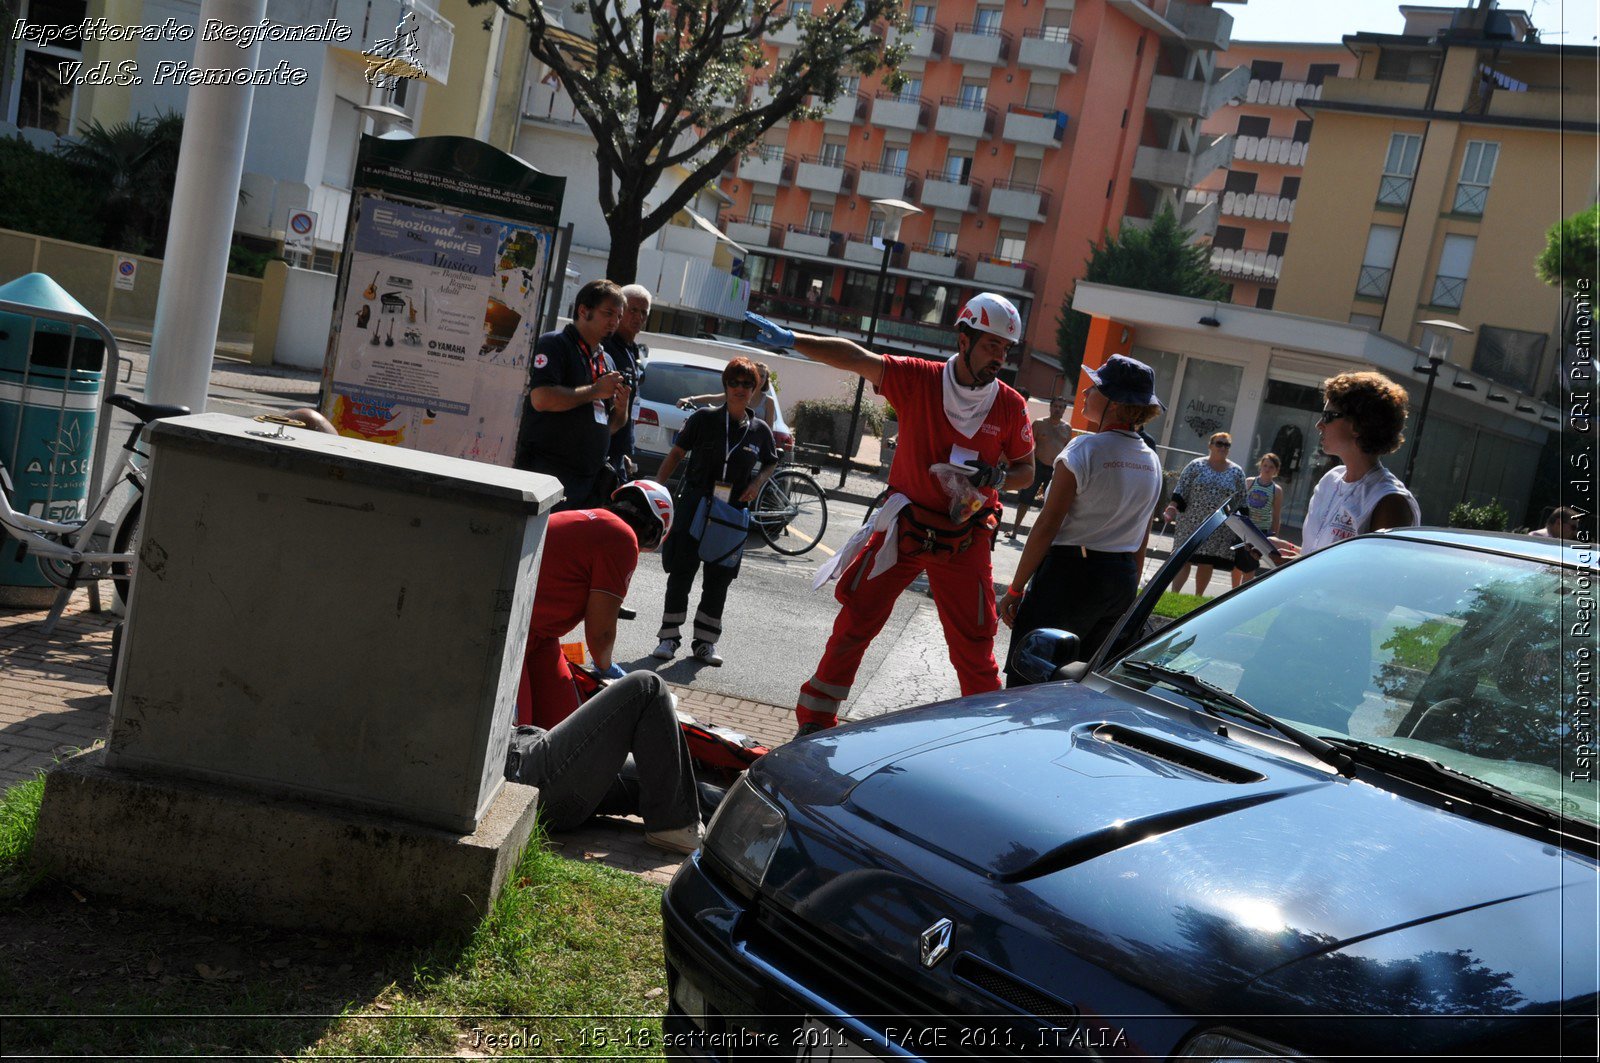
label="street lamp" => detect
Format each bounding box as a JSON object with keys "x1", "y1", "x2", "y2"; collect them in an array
[
  {"x1": 839, "y1": 198, "x2": 922, "y2": 489},
  {"x1": 1403, "y1": 318, "x2": 1473, "y2": 484}
]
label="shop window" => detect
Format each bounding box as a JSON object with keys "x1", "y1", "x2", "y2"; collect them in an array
[{"x1": 904, "y1": 278, "x2": 955, "y2": 324}]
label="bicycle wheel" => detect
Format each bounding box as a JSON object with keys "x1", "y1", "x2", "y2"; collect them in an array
[
  {"x1": 35, "y1": 521, "x2": 98, "y2": 589},
  {"x1": 110, "y1": 494, "x2": 141, "y2": 609},
  {"x1": 756, "y1": 469, "x2": 827, "y2": 555}
]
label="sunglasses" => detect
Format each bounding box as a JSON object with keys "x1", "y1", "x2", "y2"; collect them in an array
[
  {"x1": 1317, "y1": 409, "x2": 1347, "y2": 425},
  {"x1": 727, "y1": 380, "x2": 758, "y2": 390},
  {"x1": 1212, "y1": 441, "x2": 1231, "y2": 449}
]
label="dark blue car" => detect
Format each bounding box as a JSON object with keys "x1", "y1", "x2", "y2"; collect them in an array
[{"x1": 661, "y1": 527, "x2": 1598, "y2": 1060}]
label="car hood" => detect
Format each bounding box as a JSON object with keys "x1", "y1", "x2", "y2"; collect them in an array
[{"x1": 764, "y1": 682, "x2": 1598, "y2": 1005}]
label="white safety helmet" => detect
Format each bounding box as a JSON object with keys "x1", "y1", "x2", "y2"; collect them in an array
[
  {"x1": 955, "y1": 293, "x2": 1022, "y2": 343},
  {"x1": 612, "y1": 478, "x2": 675, "y2": 549}
]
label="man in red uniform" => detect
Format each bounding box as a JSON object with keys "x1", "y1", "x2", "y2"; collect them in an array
[
  {"x1": 515, "y1": 479, "x2": 674, "y2": 728},
  {"x1": 745, "y1": 294, "x2": 1035, "y2": 736}
]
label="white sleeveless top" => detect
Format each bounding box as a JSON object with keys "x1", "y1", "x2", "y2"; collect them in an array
[{"x1": 1302, "y1": 463, "x2": 1421, "y2": 554}]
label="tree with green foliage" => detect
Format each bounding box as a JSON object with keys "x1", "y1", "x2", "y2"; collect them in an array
[
  {"x1": 1536, "y1": 202, "x2": 1598, "y2": 296},
  {"x1": 54, "y1": 112, "x2": 184, "y2": 256},
  {"x1": 1056, "y1": 206, "x2": 1230, "y2": 383},
  {"x1": 473, "y1": 0, "x2": 904, "y2": 283}
]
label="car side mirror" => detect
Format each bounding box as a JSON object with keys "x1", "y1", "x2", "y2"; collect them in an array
[{"x1": 1013, "y1": 629, "x2": 1081, "y2": 685}]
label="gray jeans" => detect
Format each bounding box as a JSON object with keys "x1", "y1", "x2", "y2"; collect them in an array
[{"x1": 519, "y1": 671, "x2": 698, "y2": 832}]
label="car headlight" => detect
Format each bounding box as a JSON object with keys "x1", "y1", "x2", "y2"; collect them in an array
[
  {"x1": 1177, "y1": 1030, "x2": 1314, "y2": 1061},
  {"x1": 703, "y1": 776, "x2": 786, "y2": 891}
]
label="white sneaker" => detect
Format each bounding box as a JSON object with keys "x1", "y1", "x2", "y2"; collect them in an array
[
  {"x1": 645, "y1": 821, "x2": 704, "y2": 855},
  {"x1": 692, "y1": 643, "x2": 724, "y2": 667},
  {"x1": 651, "y1": 639, "x2": 679, "y2": 660}
]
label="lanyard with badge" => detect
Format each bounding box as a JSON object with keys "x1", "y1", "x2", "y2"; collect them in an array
[
  {"x1": 580, "y1": 338, "x2": 609, "y2": 425},
  {"x1": 715, "y1": 409, "x2": 748, "y2": 503}
]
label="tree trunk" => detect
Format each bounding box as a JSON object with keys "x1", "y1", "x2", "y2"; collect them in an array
[{"x1": 605, "y1": 221, "x2": 645, "y2": 286}]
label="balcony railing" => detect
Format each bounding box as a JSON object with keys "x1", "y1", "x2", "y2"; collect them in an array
[
  {"x1": 921, "y1": 170, "x2": 982, "y2": 212},
  {"x1": 950, "y1": 23, "x2": 1010, "y2": 65},
  {"x1": 857, "y1": 162, "x2": 914, "y2": 200},
  {"x1": 870, "y1": 91, "x2": 930, "y2": 131},
  {"x1": 936, "y1": 97, "x2": 996, "y2": 138},
  {"x1": 721, "y1": 216, "x2": 778, "y2": 248},
  {"x1": 973, "y1": 253, "x2": 1035, "y2": 289},
  {"x1": 1210, "y1": 247, "x2": 1282, "y2": 282},
  {"x1": 1430, "y1": 274, "x2": 1467, "y2": 309},
  {"x1": 905, "y1": 242, "x2": 967, "y2": 278},
  {"x1": 781, "y1": 223, "x2": 840, "y2": 257},
  {"x1": 1232, "y1": 135, "x2": 1308, "y2": 166},
  {"x1": 988, "y1": 179, "x2": 1049, "y2": 221},
  {"x1": 1242, "y1": 78, "x2": 1325, "y2": 107},
  {"x1": 1018, "y1": 28, "x2": 1081, "y2": 72},
  {"x1": 1453, "y1": 182, "x2": 1489, "y2": 215},
  {"x1": 1377, "y1": 174, "x2": 1413, "y2": 206},
  {"x1": 796, "y1": 154, "x2": 855, "y2": 194},
  {"x1": 1218, "y1": 190, "x2": 1296, "y2": 223},
  {"x1": 1356, "y1": 264, "x2": 1393, "y2": 298},
  {"x1": 889, "y1": 21, "x2": 945, "y2": 59},
  {"x1": 1002, "y1": 103, "x2": 1067, "y2": 147}
]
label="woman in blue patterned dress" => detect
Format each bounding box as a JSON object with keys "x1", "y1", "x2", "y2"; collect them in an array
[{"x1": 1161, "y1": 432, "x2": 1246, "y2": 595}]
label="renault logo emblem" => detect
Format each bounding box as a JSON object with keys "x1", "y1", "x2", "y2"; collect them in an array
[{"x1": 920, "y1": 918, "x2": 953, "y2": 968}]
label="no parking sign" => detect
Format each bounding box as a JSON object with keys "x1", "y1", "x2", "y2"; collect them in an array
[
  {"x1": 286, "y1": 208, "x2": 317, "y2": 254},
  {"x1": 113, "y1": 256, "x2": 137, "y2": 291}
]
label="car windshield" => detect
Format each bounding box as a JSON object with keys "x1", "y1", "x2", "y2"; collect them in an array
[
  {"x1": 1110, "y1": 538, "x2": 1596, "y2": 827},
  {"x1": 640, "y1": 363, "x2": 725, "y2": 405}
]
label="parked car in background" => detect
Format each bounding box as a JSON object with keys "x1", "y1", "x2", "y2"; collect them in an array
[
  {"x1": 662, "y1": 521, "x2": 1597, "y2": 1060},
  {"x1": 634, "y1": 349, "x2": 792, "y2": 473}
]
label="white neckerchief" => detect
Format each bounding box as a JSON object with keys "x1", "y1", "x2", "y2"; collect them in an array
[{"x1": 941, "y1": 356, "x2": 998, "y2": 437}]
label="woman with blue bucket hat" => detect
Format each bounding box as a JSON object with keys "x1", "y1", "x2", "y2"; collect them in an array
[{"x1": 1000, "y1": 354, "x2": 1166, "y2": 686}]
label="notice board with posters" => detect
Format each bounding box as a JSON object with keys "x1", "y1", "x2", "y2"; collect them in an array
[{"x1": 322, "y1": 135, "x2": 565, "y2": 465}]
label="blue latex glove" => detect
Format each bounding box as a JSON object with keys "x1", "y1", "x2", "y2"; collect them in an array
[
  {"x1": 745, "y1": 311, "x2": 795, "y2": 349},
  {"x1": 601, "y1": 662, "x2": 627, "y2": 680}
]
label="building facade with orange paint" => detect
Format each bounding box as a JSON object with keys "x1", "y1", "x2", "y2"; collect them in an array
[
  {"x1": 1189, "y1": 41, "x2": 1357, "y2": 310},
  {"x1": 719, "y1": 0, "x2": 1244, "y2": 397}
]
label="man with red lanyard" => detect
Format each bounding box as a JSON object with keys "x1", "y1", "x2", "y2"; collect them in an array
[
  {"x1": 515, "y1": 479, "x2": 675, "y2": 727},
  {"x1": 514, "y1": 279, "x2": 631, "y2": 510},
  {"x1": 745, "y1": 294, "x2": 1035, "y2": 736}
]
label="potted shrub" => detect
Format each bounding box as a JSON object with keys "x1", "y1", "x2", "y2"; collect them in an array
[{"x1": 792, "y1": 398, "x2": 874, "y2": 458}]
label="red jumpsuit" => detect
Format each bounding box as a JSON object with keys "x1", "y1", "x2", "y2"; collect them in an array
[
  {"x1": 516, "y1": 509, "x2": 638, "y2": 728},
  {"x1": 796, "y1": 357, "x2": 1032, "y2": 728}
]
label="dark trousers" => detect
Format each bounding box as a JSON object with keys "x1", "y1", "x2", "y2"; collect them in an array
[
  {"x1": 659, "y1": 558, "x2": 737, "y2": 649},
  {"x1": 1004, "y1": 546, "x2": 1139, "y2": 687},
  {"x1": 527, "y1": 462, "x2": 610, "y2": 512},
  {"x1": 517, "y1": 672, "x2": 698, "y2": 832}
]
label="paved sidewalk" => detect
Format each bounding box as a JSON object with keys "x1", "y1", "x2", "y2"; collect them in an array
[{"x1": 0, "y1": 590, "x2": 794, "y2": 890}]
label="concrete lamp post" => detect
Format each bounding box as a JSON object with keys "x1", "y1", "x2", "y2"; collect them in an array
[
  {"x1": 1403, "y1": 319, "x2": 1474, "y2": 484},
  {"x1": 840, "y1": 198, "x2": 922, "y2": 489}
]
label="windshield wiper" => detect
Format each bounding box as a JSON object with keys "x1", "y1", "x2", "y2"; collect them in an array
[
  {"x1": 1322, "y1": 738, "x2": 1563, "y2": 827},
  {"x1": 1117, "y1": 660, "x2": 1355, "y2": 777}
]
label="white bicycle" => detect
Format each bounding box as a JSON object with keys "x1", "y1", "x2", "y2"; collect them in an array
[{"x1": 0, "y1": 394, "x2": 188, "y2": 607}]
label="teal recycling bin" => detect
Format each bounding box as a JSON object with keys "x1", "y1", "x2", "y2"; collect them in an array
[{"x1": 0, "y1": 273, "x2": 107, "y2": 597}]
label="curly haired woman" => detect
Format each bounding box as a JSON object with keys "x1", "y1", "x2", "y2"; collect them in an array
[{"x1": 1281, "y1": 371, "x2": 1420, "y2": 556}]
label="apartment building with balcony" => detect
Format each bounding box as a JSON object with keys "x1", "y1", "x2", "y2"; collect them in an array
[
  {"x1": 1274, "y1": 1, "x2": 1596, "y2": 523},
  {"x1": 1188, "y1": 41, "x2": 1356, "y2": 309},
  {"x1": 719, "y1": 0, "x2": 1244, "y2": 395}
]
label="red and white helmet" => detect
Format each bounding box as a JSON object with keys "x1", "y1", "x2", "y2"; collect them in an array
[
  {"x1": 612, "y1": 478, "x2": 674, "y2": 547},
  {"x1": 956, "y1": 293, "x2": 1022, "y2": 342}
]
